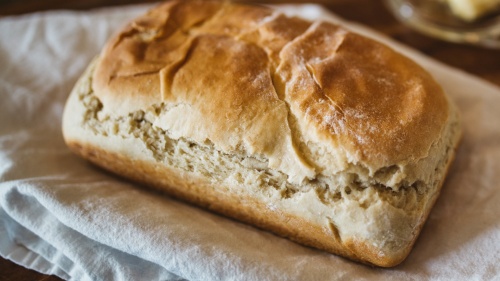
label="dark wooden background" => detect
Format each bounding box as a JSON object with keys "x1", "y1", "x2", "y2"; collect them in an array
[{"x1": 0, "y1": 0, "x2": 499, "y2": 280}]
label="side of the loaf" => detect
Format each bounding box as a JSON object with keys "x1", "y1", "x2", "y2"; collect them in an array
[{"x1": 63, "y1": 58, "x2": 461, "y2": 267}]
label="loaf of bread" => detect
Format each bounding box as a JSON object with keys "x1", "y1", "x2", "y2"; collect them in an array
[{"x1": 62, "y1": 0, "x2": 461, "y2": 267}]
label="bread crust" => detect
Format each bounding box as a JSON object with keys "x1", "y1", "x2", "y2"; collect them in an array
[
  {"x1": 63, "y1": 0, "x2": 462, "y2": 267},
  {"x1": 92, "y1": 0, "x2": 450, "y2": 184}
]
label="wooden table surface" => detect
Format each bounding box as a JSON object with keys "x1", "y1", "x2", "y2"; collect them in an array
[{"x1": 0, "y1": 0, "x2": 499, "y2": 280}]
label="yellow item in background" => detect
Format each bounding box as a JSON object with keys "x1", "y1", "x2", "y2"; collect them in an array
[{"x1": 446, "y1": 0, "x2": 500, "y2": 21}]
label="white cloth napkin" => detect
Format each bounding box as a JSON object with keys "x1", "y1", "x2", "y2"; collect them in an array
[{"x1": 1, "y1": 3, "x2": 499, "y2": 281}]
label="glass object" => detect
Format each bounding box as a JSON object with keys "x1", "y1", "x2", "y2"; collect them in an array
[{"x1": 384, "y1": 0, "x2": 500, "y2": 48}]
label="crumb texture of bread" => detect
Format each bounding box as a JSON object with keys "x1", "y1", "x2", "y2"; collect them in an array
[{"x1": 63, "y1": 0, "x2": 461, "y2": 267}]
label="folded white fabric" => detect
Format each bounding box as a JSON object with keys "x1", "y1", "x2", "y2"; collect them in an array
[{"x1": 0, "y1": 4, "x2": 499, "y2": 281}]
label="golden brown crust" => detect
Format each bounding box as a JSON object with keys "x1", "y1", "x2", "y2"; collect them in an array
[
  {"x1": 92, "y1": 0, "x2": 449, "y2": 180},
  {"x1": 276, "y1": 22, "x2": 449, "y2": 168},
  {"x1": 62, "y1": 0, "x2": 463, "y2": 267}
]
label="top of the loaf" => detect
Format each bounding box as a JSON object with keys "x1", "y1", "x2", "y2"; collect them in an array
[{"x1": 92, "y1": 0, "x2": 450, "y2": 187}]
